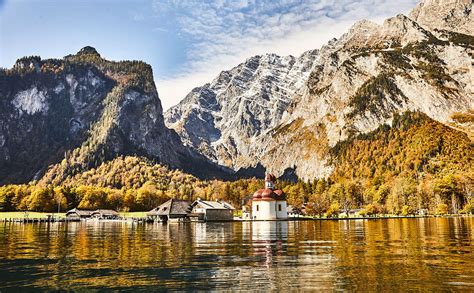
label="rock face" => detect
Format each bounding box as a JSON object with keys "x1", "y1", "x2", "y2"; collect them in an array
[
  {"x1": 0, "y1": 48, "x2": 225, "y2": 185},
  {"x1": 165, "y1": 0, "x2": 474, "y2": 180},
  {"x1": 409, "y1": 0, "x2": 473, "y2": 34},
  {"x1": 165, "y1": 51, "x2": 318, "y2": 172}
]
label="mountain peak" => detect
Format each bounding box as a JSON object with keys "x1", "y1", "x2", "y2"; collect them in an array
[
  {"x1": 379, "y1": 13, "x2": 432, "y2": 43},
  {"x1": 337, "y1": 19, "x2": 380, "y2": 49},
  {"x1": 163, "y1": 0, "x2": 473, "y2": 181},
  {"x1": 77, "y1": 46, "x2": 101, "y2": 57},
  {"x1": 350, "y1": 19, "x2": 380, "y2": 32}
]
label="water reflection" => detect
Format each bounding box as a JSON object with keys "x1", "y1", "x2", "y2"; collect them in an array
[
  {"x1": 249, "y1": 221, "x2": 288, "y2": 241},
  {"x1": 0, "y1": 218, "x2": 473, "y2": 291}
]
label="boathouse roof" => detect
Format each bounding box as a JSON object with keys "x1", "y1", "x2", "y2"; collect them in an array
[
  {"x1": 91, "y1": 209, "x2": 119, "y2": 217},
  {"x1": 147, "y1": 199, "x2": 192, "y2": 216},
  {"x1": 191, "y1": 199, "x2": 235, "y2": 210},
  {"x1": 66, "y1": 208, "x2": 93, "y2": 217}
]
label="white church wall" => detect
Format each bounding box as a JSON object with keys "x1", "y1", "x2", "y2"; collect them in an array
[
  {"x1": 276, "y1": 201, "x2": 288, "y2": 219},
  {"x1": 252, "y1": 201, "x2": 277, "y2": 220}
]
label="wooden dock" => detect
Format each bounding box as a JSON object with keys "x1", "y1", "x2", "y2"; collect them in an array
[{"x1": 2, "y1": 217, "x2": 80, "y2": 223}]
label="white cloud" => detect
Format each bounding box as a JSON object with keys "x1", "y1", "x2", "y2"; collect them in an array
[{"x1": 154, "y1": 0, "x2": 419, "y2": 110}]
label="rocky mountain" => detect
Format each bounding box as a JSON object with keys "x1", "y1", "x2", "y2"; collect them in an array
[
  {"x1": 0, "y1": 47, "x2": 226, "y2": 185},
  {"x1": 165, "y1": 50, "x2": 318, "y2": 171},
  {"x1": 165, "y1": 0, "x2": 474, "y2": 180}
]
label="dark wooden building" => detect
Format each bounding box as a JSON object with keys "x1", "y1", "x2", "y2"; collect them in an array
[
  {"x1": 147, "y1": 199, "x2": 192, "y2": 222},
  {"x1": 66, "y1": 208, "x2": 119, "y2": 220},
  {"x1": 66, "y1": 208, "x2": 93, "y2": 219},
  {"x1": 91, "y1": 209, "x2": 120, "y2": 219},
  {"x1": 190, "y1": 199, "x2": 235, "y2": 221}
]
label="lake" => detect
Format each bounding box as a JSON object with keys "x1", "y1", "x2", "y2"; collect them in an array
[{"x1": 0, "y1": 217, "x2": 473, "y2": 291}]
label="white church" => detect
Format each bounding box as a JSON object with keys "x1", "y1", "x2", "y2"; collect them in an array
[{"x1": 251, "y1": 174, "x2": 288, "y2": 220}]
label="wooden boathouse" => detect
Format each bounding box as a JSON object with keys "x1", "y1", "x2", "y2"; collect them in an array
[{"x1": 146, "y1": 199, "x2": 192, "y2": 222}]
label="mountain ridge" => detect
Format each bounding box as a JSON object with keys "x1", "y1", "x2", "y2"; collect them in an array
[
  {"x1": 0, "y1": 48, "x2": 231, "y2": 185},
  {"x1": 165, "y1": 0, "x2": 473, "y2": 180}
]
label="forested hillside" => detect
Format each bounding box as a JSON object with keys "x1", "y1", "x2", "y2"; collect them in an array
[
  {"x1": 0, "y1": 156, "x2": 263, "y2": 212},
  {"x1": 0, "y1": 46, "x2": 227, "y2": 186},
  {"x1": 1, "y1": 112, "x2": 471, "y2": 215},
  {"x1": 320, "y1": 112, "x2": 473, "y2": 215}
]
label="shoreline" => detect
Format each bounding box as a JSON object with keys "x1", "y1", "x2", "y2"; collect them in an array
[
  {"x1": 239, "y1": 214, "x2": 474, "y2": 222},
  {"x1": 1, "y1": 213, "x2": 472, "y2": 224}
]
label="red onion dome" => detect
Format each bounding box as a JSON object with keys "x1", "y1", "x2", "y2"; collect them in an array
[
  {"x1": 261, "y1": 188, "x2": 277, "y2": 200},
  {"x1": 252, "y1": 189, "x2": 264, "y2": 200},
  {"x1": 274, "y1": 189, "x2": 287, "y2": 200}
]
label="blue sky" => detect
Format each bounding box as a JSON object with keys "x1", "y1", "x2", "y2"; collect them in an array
[{"x1": 1, "y1": 0, "x2": 418, "y2": 110}]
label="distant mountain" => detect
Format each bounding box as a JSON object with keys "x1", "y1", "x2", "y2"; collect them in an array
[
  {"x1": 0, "y1": 47, "x2": 227, "y2": 185},
  {"x1": 165, "y1": 0, "x2": 473, "y2": 180}
]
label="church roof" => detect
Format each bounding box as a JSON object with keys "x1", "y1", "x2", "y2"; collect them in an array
[{"x1": 252, "y1": 188, "x2": 286, "y2": 201}]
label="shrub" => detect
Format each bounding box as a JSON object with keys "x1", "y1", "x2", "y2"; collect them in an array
[
  {"x1": 401, "y1": 205, "x2": 414, "y2": 216},
  {"x1": 435, "y1": 203, "x2": 449, "y2": 215},
  {"x1": 326, "y1": 202, "x2": 340, "y2": 218},
  {"x1": 363, "y1": 204, "x2": 378, "y2": 217},
  {"x1": 460, "y1": 203, "x2": 473, "y2": 215}
]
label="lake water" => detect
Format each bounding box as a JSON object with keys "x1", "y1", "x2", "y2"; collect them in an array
[{"x1": 0, "y1": 218, "x2": 473, "y2": 291}]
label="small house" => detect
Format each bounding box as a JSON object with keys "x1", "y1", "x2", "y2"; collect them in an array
[
  {"x1": 190, "y1": 199, "x2": 235, "y2": 221},
  {"x1": 287, "y1": 205, "x2": 303, "y2": 218},
  {"x1": 147, "y1": 199, "x2": 192, "y2": 222},
  {"x1": 242, "y1": 206, "x2": 252, "y2": 220},
  {"x1": 338, "y1": 209, "x2": 363, "y2": 218},
  {"x1": 91, "y1": 209, "x2": 120, "y2": 220},
  {"x1": 66, "y1": 208, "x2": 93, "y2": 219},
  {"x1": 418, "y1": 209, "x2": 428, "y2": 216}
]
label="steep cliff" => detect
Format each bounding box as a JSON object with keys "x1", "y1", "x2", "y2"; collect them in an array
[
  {"x1": 0, "y1": 47, "x2": 225, "y2": 185},
  {"x1": 165, "y1": 50, "x2": 318, "y2": 172}
]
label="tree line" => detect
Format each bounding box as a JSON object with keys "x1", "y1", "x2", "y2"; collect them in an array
[{"x1": 0, "y1": 172, "x2": 472, "y2": 215}]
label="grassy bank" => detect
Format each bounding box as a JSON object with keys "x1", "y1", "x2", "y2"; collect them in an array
[{"x1": 119, "y1": 211, "x2": 147, "y2": 218}]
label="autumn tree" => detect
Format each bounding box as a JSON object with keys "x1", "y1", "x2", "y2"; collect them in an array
[
  {"x1": 27, "y1": 187, "x2": 56, "y2": 212},
  {"x1": 309, "y1": 191, "x2": 330, "y2": 218},
  {"x1": 284, "y1": 184, "x2": 304, "y2": 207},
  {"x1": 136, "y1": 181, "x2": 160, "y2": 210},
  {"x1": 434, "y1": 175, "x2": 464, "y2": 213},
  {"x1": 0, "y1": 186, "x2": 16, "y2": 211},
  {"x1": 326, "y1": 202, "x2": 340, "y2": 218},
  {"x1": 77, "y1": 186, "x2": 108, "y2": 210}
]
